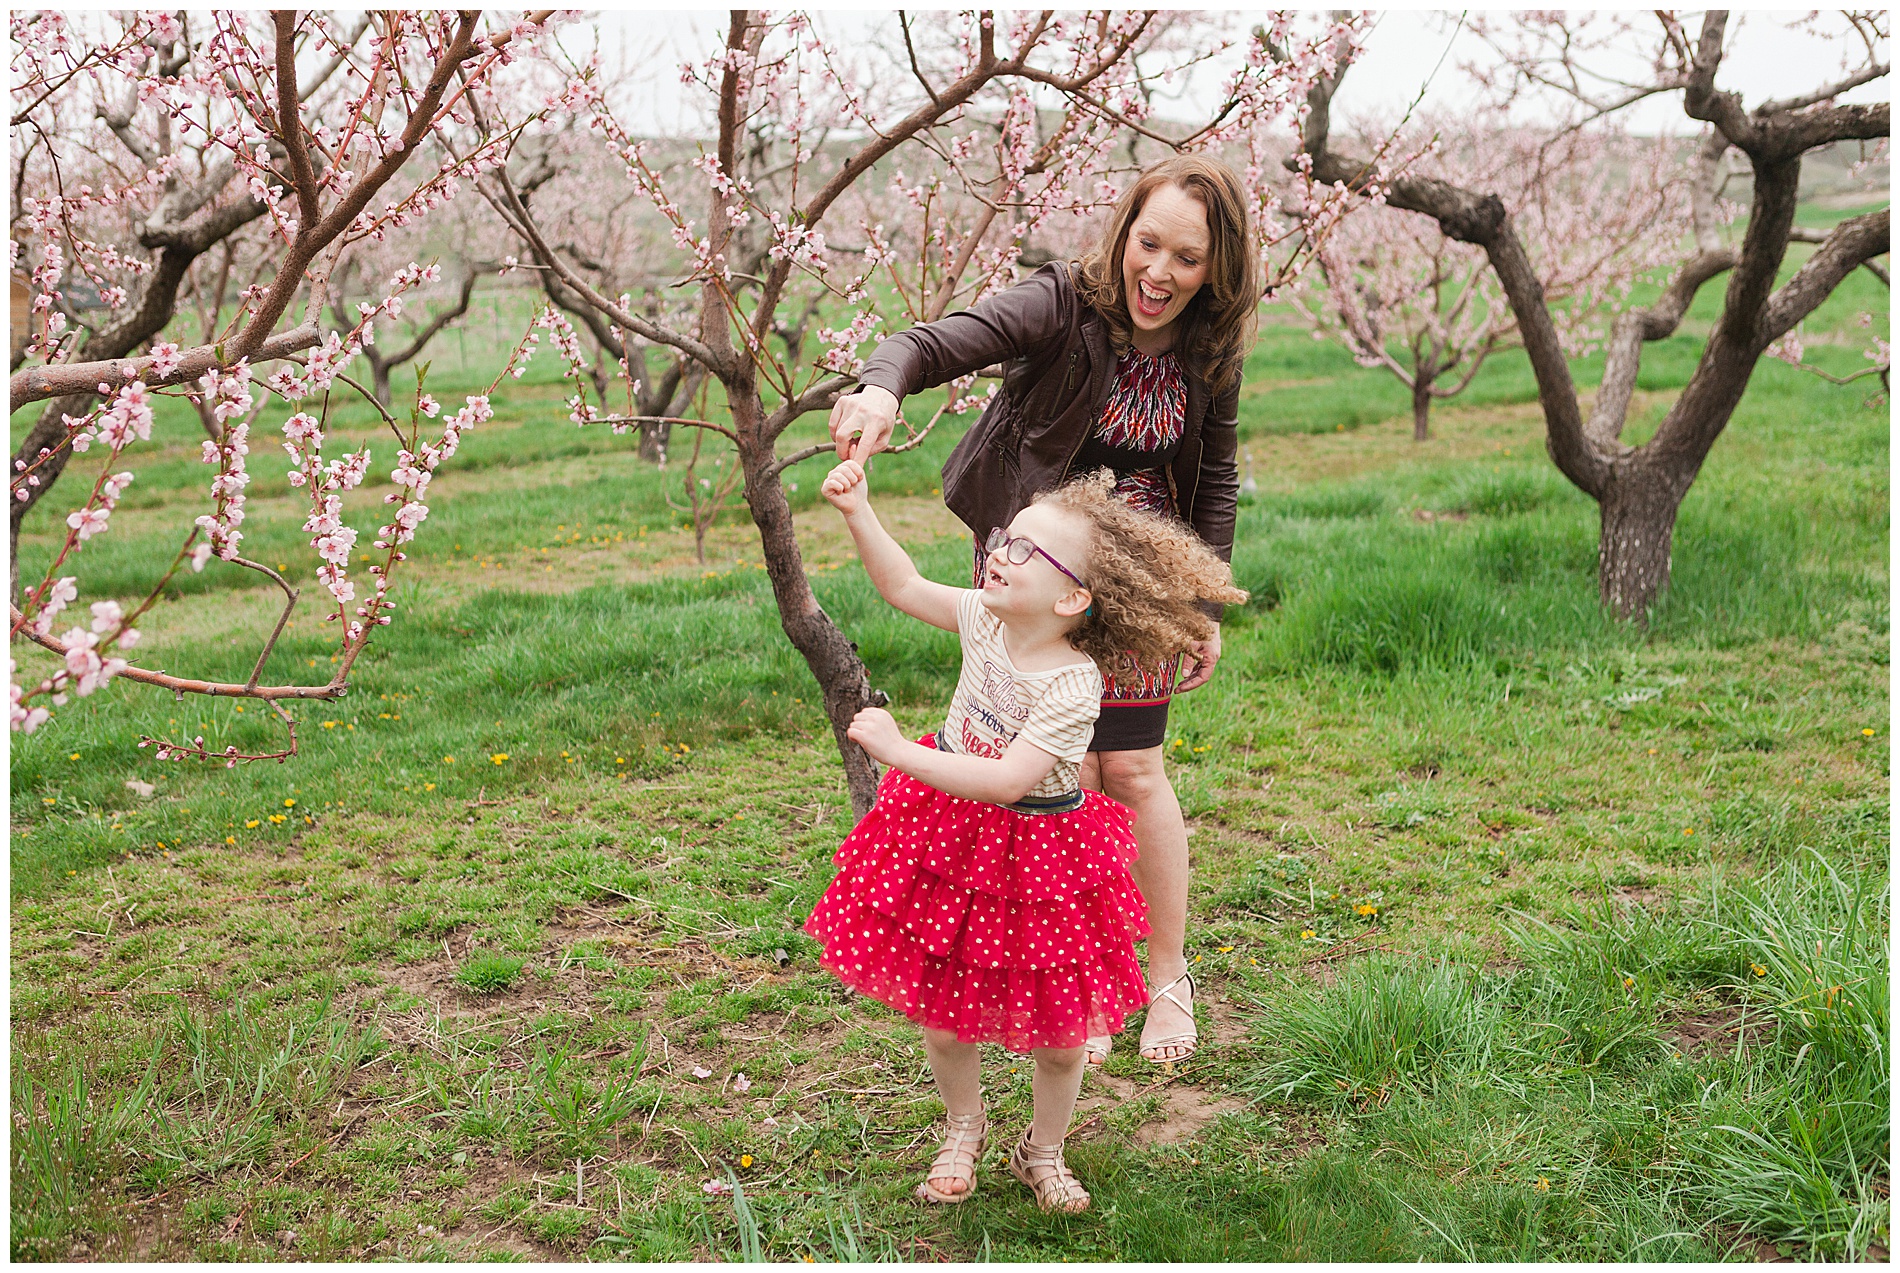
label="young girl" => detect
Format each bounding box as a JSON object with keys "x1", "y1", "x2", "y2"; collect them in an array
[{"x1": 804, "y1": 461, "x2": 1247, "y2": 1212}]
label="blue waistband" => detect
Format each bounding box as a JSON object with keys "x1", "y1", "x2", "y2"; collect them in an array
[
  {"x1": 926, "y1": 732, "x2": 1085, "y2": 817},
  {"x1": 1004, "y1": 789, "x2": 1087, "y2": 816}
]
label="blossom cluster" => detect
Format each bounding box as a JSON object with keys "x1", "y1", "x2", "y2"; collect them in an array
[{"x1": 193, "y1": 366, "x2": 257, "y2": 565}]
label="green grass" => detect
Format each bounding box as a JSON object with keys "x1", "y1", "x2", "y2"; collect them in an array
[{"x1": 9, "y1": 239, "x2": 1889, "y2": 1259}]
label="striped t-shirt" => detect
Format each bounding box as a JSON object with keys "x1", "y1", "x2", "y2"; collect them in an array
[{"x1": 939, "y1": 588, "x2": 1103, "y2": 802}]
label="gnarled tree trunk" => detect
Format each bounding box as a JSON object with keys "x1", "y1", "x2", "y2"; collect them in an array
[
  {"x1": 1411, "y1": 375, "x2": 1434, "y2": 442},
  {"x1": 1596, "y1": 459, "x2": 1690, "y2": 621}
]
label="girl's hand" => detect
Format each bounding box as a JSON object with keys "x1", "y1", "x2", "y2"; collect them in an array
[
  {"x1": 829, "y1": 385, "x2": 900, "y2": 462},
  {"x1": 1176, "y1": 626, "x2": 1222, "y2": 693},
  {"x1": 821, "y1": 459, "x2": 867, "y2": 514},
  {"x1": 846, "y1": 705, "x2": 905, "y2": 762}
]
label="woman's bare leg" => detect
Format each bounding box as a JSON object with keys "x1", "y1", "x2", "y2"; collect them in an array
[{"x1": 1082, "y1": 746, "x2": 1194, "y2": 1060}]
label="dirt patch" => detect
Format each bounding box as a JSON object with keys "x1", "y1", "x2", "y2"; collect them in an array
[
  {"x1": 1131, "y1": 1087, "x2": 1252, "y2": 1146},
  {"x1": 449, "y1": 1225, "x2": 570, "y2": 1261},
  {"x1": 1611, "y1": 883, "x2": 1668, "y2": 910},
  {"x1": 1714, "y1": 1224, "x2": 1796, "y2": 1262},
  {"x1": 1665, "y1": 1008, "x2": 1772, "y2": 1058},
  {"x1": 542, "y1": 900, "x2": 659, "y2": 952},
  {"x1": 1068, "y1": 993, "x2": 1262, "y2": 1146},
  {"x1": 374, "y1": 944, "x2": 586, "y2": 1022}
]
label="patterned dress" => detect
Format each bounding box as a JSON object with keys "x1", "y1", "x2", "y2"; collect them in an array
[
  {"x1": 972, "y1": 345, "x2": 1189, "y2": 752},
  {"x1": 805, "y1": 589, "x2": 1151, "y2": 1052}
]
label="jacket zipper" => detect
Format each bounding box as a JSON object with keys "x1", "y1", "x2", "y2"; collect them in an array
[
  {"x1": 1012, "y1": 346, "x2": 1078, "y2": 456},
  {"x1": 1057, "y1": 346, "x2": 1088, "y2": 482}
]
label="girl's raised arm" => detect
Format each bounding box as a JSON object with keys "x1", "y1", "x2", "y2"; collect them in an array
[{"x1": 821, "y1": 460, "x2": 961, "y2": 632}]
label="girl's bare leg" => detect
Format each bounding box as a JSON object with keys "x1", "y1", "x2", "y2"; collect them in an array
[
  {"x1": 1029, "y1": 1046, "x2": 1087, "y2": 1145},
  {"x1": 920, "y1": 1027, "x2": 984, "y2": 1197},
  {"x1": 1081, "y1": 746, "x2": 1194, "y2": 1060}
]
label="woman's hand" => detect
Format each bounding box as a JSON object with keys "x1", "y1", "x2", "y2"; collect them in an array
[
  {"x1": 846, "y1": 705, "x2": 906, "y2": 763},
  {"x1": 821, "y1": 459, "x2": 867, "y2": 515},
  {"x1": 829, "y1": 384, "x2": 901, "y2": 462},
  {"x1": 1176, "y1": 626, "x2": 1222, "y2": 693}
]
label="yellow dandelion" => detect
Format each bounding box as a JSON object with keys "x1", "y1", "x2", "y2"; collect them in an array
[
  {"x1": 1751, "y1": 963, "x2": 1767, "y2": 977},
  {"x1": 1533, "y1": 1176, "x2": 1550, "y2": 1193},
  {"x1": 424, "y1": 783, "x2": 436, "y2": 792},
  {"x1": 443, "y1": 756, "x2": 456, "y2": 764},
  {"x1": 1863, "y1": 728, "x2": 1876, "y2": 737},
  {"x1": 225, "y1": 836, "x2": 236, "y2": 845},
  {"x1": 491, "y1": 753, "x2": 509, "y2": 764},
  {"x1": 1218, "y1": 946, "x2": 1234, "y2": 953},
  {"x1": 1301, "y1": 930, "x2": 1316, "y2": 940},
  {"x1": 1682, "y1": 827, "x2": 1694, "y2": 836},
  {"x1": 245, "y1": 820, "x2": 260, "y2": 828},
  {"x1": 284, "y1": 799, "x2": 296, "y2": 808},
  {"x1": 740, "y1": 1154, "x2": 754, "y2": 1168},
  {"x1": 67, "y1": 752, "x2": 79, "y2": 760}
]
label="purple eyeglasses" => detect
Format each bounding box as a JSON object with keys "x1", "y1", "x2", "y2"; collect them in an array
[{"x1": 985, "y1": 527, "x2": 1087, "y2": 589}]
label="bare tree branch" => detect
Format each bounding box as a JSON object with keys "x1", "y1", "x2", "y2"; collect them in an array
[
  {"x1": 1760, "y1": 208, "x2": 1892, "y2": 344},
  {"x1": 273, "y1": 12, "x2": 322, "y2": 228}
]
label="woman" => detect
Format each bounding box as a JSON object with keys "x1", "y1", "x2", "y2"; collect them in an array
[{"x1": 830, "y1": 154, "x2": 1257, "y2": 1065}]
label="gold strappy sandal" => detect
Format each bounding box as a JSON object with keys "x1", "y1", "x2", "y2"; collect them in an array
[
  {"x1": 1008, "y1": 1129, "x2": 1090, "y2": 1213},
  {"x1": 1138, "y1": 972, "x2": 1198, "y2": 1065},
  {"x1": 915, "y1": 1110, "x2": 987, "y2": 1204}
]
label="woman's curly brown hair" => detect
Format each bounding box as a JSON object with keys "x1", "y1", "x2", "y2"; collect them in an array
[{"x1": 1034, "y1": 470, "x2": 1249, "y2": 678}]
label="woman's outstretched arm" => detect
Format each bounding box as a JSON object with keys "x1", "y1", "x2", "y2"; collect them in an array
[{"x1": 830, "y1": 261, "x2": 1074, "y2": 460}]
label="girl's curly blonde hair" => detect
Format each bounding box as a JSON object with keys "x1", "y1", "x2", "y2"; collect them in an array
[{"x1": 1033, "y1": 469, "x2": 1249, "y2": 677}]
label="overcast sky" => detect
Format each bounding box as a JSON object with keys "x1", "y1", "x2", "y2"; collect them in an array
[{"x1": 577, "y1": 8, "x2": 1889, "y2": 138}]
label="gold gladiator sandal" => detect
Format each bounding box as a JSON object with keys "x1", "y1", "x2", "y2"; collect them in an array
[
  {"x1": 1138, "y1": 972, "x2": 1198, "y2": 1065},
  {"x1": 1007, "y1": 1129, "x2": 1090, "y2": 1213},
  {"x1": 915, "y1": 1110, "x2": 987, "y2": 1204}
]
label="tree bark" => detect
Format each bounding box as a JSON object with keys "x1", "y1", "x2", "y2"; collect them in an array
[
  {"x1": 734, "y1": 392, "x2": 885, "y2": 817},
  {"x1": 1597, "y1": 458, "x2": 1688, "y2": 621},
  {"x1": 1411, "y1": 374, "x2": 1434, "y2": 441},
  {"x1": 9, "y1": 393, "x2": 91, "y2": 582}
]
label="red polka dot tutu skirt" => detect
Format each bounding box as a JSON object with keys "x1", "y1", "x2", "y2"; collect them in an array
[{"x1": 804, "y1": 735, "x2": 1151, "y2": 1053}]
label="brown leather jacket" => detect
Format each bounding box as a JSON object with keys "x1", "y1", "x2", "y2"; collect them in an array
[{"x1": 855, "y1": 261, "x2": 1241, "y2": 617}]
